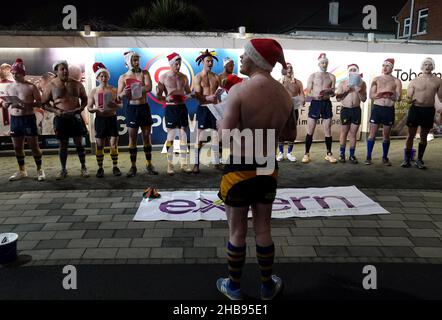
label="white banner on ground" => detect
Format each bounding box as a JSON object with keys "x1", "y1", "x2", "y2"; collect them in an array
[{"x1": 133, "y1": 186, "x2": 389, "y2": 221}]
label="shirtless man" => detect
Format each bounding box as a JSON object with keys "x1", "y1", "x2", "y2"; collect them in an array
[
  {"x1": 2, "y1": 59, "x2": 45, "y2": 181},
  {"x1": 117, "y1": 51, "x2": 158, "y2": 177},
  {"x1": 303, "y1": 53, "x2": 337, "y2": 164},
  {"x1": 37, "y1": 72, "x2": 56, "y2": 135},
  {"x1": 87, "y1": 62, "x2": 122, "y2": 178},
  {"x1": 157, "y1": 52, "x2": 192, "y2": 175},
  {"x1": 277, "y1": 62, "x2": 304, "y2": 162},
  {"x1": 401, "y1": 57, "x2": 442, "y2": 169},
  {"x1": 335, "y1": 64, "x2": 367, "y2": 164},
  {"x1": 366, "y1": 58, "x2": 402, "y2": 166},
  {"x1": 193, "y1": 49, "x2": 221, "y2": 173},
  {"x1": 219, "y1": 57, "x2": 235, "y2": 85},
  {"x1": 0, "y1": 64, "x2": 13, "y2": 135},
  {"x1": 41, "y1": 60, "x2": 89, "y2": 179},
  {"x1": 216, "y1": 38, "x2": 293, "y2": 300}
]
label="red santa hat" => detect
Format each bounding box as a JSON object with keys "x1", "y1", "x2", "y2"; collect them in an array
[
  {"x1": 223, "y1": 74, "x2": 243, "y2": 92},
  {"x1": 318, "y1": 53, "x2": 328, "y2": 63},
  {"x1": 347, "y1": 64, "x2": 359, "y2": 73},
  {"x1": 167, "y1": 52, "x2": 181, "y2": 66},
  {"x1": 93, "y1": 62, "x2": 110, "y2": 79},
  {"x1": 11, "y1": 58, "x2": 26, "y2": 75},
  {"x1": 383, "y1": 58, "x2": 395, "y2": 68},
  {"x1": 244, "y1": 38, "x2": 287, "y2": 71},
  {"x1": 53, "y1": 60, "x2": 68, "y2": 72}
]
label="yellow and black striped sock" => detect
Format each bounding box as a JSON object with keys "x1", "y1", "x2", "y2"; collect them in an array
[
  {"x1": 16, "y1": 152, "x2": 25, "y2": 171},
  {"x1": 256, "y1": 243, "x2": 275, "y2": 290},
  {"x1": 96, "y1": 147, "x2": 104, "y2": 168},
  {"x1": 110, "y1": 148, "x2": 119, "y2": 167},
  {"x1": 33, "y1": 150, "x2": 43, "y2": 170},
  {"x1": 180, "y1": 143, "x2": 187, "y2": 163},
  {"x1": 143, "y1": 144, "x2": 152, "y2": 167},
  {"x1": 129, "y1": 144, "x2": 137, "y2": 167},
  {"x1": 166, "y1": 141, "x2": 173, "y2": 162},
  {"x1": 227, "y1": 242, "x2": 246, "y2": 290}
]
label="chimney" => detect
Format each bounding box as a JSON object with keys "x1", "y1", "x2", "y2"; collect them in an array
[{"x1": 329, "y1": 1, "x2": 339, "y2": 25}]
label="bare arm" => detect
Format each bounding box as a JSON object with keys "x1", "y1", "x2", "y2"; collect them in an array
[
  {"x1": 437, "y1": 79, "x2": 442, "y2": 102},
  {"x1": 369, "y1": 77, "x2": 378, "y2": 100},
  {"x1": 335, "y1": 81, "x2": 347, "y2": 101},
  {"x1": 193, "y1": 74, "x2": 206, "y2": 104},
  {"x1": 395, "y1": 79, "x2": 402, "y2": 102},
  {"x1": 142, "y1": 71, "x2": 152, "y2": 94},
  {"x1": 40, "y1": 84, "x2": 60, "y2": 114},
  {"x1": 156, "y1": 74, "x2": 167, "y2": 103},
  {"x1": 330, "y1": 74, "x2": 336, "y2": 97},
  {"x1": 297, "y1": 80, "x2": 305, "y2": 106},
  {"x1": 305, "y1": 74, "x2": 314, "y2": 96},
  {"x1": 407, "y1": 80, "x2": 416, "y2": 103},
  {"x1": 358, "y1": 81, "x2": 367, "y2": 102},
  {"x1": 218, "y1": 84, "x2": 241, "y2": 139},
  {"x1": 117, "y1": 76, "x2": 127, "y2": 99},
  {"x1": 184, "y1": 76, "x2": 191, "y2": 95},
  {"x1": 79, "y1": 83, "x2": 88, "y2": 110},
  {"x1": 86, "y1": 88, "x2": 96, "y2": 112}
]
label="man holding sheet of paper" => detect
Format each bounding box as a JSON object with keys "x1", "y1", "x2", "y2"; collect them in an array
[{"x1": 1, "y1": 58, "x2": 45, "y2": 181}]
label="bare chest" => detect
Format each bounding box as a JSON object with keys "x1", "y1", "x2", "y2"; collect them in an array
[
  {"x1": 313, "y1": 73, "x2": 332, "y2": 88},
  {"x1": 52, "y1": 82, "x2": 80, "y2": 99}
]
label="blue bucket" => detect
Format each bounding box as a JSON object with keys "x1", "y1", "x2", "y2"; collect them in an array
[{"x1": 0, "y1": 233, "x2": 18, "y2": 264}]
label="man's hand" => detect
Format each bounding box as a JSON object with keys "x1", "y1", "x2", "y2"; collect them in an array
[{"x1": 206, "y1": 94, "x2": 217, "y2": 103}]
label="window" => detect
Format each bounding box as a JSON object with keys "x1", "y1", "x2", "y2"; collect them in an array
[
  {"x1": 403, "y1": 17, "x2": 411, "y2": 37},
  {"x1": 417, "y1": 9, "x2": 429, "y2": 35}
]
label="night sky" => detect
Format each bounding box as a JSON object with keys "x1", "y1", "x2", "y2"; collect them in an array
[{"x1": 0, "y1": 0, "x2": 408, "y2": 33}]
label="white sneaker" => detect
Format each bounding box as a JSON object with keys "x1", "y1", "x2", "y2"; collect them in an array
[
  {"x1": 37, "y1": 169, "x2": 46, "y2": 181},
  {"x1": 287, "y1": 153, "x2": 297, "y2": 162},
  {"x1": 301, "y1": 154, "x2": 311, "y2": 164},
  {"x1": 276, "y1": 152, "x2": 284, "y2": 162},
  {"x1": 80, "y1": 168, "x2": 90, "y2": 178},
  {"x1": 427, "y1": 133, "x2": 434, "y2": 142},
  {"x1": 9, "y1": 170, "x2": 28, "y2": 181}
]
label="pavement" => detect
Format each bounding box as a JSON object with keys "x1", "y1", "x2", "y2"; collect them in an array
[{"x1": 0, "y1": 138, "x2": 442, "y2": 300}]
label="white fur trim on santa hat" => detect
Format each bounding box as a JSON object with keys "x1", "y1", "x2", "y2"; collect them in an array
[
  {"x1": 244, "y1": 41, "x2": 273, "y2": 72},
  {"x1": 223, "y1": 57, "x2": 234, "y2": 67},
  {"x1": 421, "y1": 57, "x2": 435, "y2": 70},
  {"x1": 124, "y1": 51, "x2": 140, "y2": 69},
  {"x1": 53, "y1": 60, "x2": 68, "y2": 71},
  {"x1": 95, "y1": 68, "x2": 110, "y2": 79}
]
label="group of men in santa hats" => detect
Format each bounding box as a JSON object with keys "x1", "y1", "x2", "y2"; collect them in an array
[{"x1": 1, "y1": 38, "x2": 442, "y2": 300}]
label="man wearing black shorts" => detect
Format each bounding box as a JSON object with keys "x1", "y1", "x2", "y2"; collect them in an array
[
  {"x1": 87, "y1": 62, "x2": 122, "y2": 177},
  {"x1": 402, "y1": 57, "x2": 442, "y2": 169},
  {"x1": 3, "y1": 58, "x2": 45, "y2": 181},
  {"x1": 335, "y1": 64, "x2": 367, "y2": 164},
  {"x1": 117, "y1": 51, "x2": 158, "y2": 177},
  {"x1": 42, "y1": 60, "x2": 89, "y2": 179},
  {"x1": 157, "y1": 52, "x2": 192, "y2": 175},
  {"x1": 303, "y1": 53, "x2": 337, "y2": 164}
]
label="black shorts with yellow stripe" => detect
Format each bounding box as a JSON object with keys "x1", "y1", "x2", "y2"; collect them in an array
[{"x1": 218, "y1": 157, "x2": 278, "y2": 207}]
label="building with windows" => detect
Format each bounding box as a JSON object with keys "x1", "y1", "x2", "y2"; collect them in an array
[{"x1": 395, "y1": 0, "x2": 442, "y2": 40}]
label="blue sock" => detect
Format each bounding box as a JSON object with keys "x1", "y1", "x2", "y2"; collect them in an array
[
  {"x1": 339, "y1": 145, "x2": 346, "y2": 157},
  {"x1": 350, "y1": 147, "x2": 355, "y2": 158},
  {"x1": 278, "y1": 144, "x2": 284, "y2": 153},
  {"x1": 287, "y1": 143, "x2": 294, "y2": 154},
  {"x1": 382, "y1": 140, "x2": 390, "y2": 159},
  {"x1": 366, "y1": 139, "x2": 375, "y2": 160}
]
